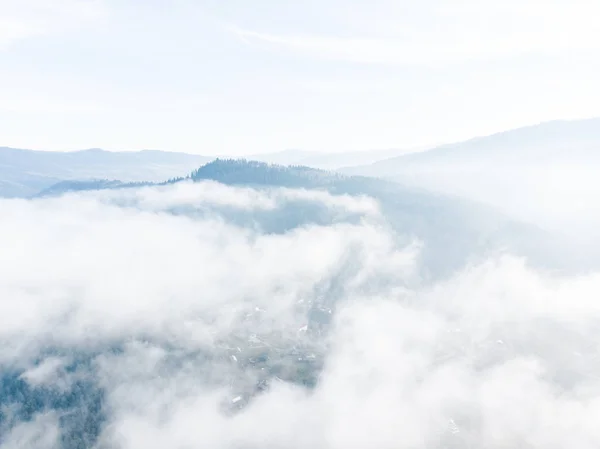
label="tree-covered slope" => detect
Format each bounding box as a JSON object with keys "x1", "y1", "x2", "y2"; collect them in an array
[{"x1": 34, "y1": 158, "x2": 577, "y2": 278}]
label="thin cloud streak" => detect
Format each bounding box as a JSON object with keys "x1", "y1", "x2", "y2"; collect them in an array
[{"x1": 226, "y1": 0, "x2": 600, "y2": 67}]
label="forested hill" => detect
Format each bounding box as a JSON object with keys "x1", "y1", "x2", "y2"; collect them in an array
[
  {"x1": 31, "y1": 158, "x2": 581, "y2": 279},
  {"x1": 36, "y1": 159, "x2": 340, "y2": 196},
  {"x1": 189, "y1": 158, "x2": 344, "y2": 187}
]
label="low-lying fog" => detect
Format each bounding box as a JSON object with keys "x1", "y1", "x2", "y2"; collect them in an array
[{"x1": 2, "y1": 181, "x2": 600, "y2": 448}]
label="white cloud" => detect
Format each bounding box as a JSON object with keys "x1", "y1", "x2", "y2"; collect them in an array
[
  {"x1": 0, "y1": 413, "x2": 60, "y2": 449},
  {"x1": 1, "y1": 181, "x2": 600, "y2": 447},
  {"x1": 0, "y1": 182, "x2": 395, "y2": 359},
  {"x1": 19, "y1": 356, "x2": 71, "y2": 389},
  {"x1": 93, "y1": 180, "x2": 380, "y2": 216}
]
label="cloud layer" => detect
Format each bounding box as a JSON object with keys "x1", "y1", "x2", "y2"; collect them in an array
[{"x1": 1, "y1": 181, "x2": 600, "y2": 448}]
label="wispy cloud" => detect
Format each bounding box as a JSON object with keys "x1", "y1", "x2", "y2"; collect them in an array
[{"x1": 226, "y1": 0, "x2": 600, "y2": 66}]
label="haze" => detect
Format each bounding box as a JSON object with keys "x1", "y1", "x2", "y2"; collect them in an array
[{"x1": 2, "y1": 1, "x2": 600, "y2": 448}]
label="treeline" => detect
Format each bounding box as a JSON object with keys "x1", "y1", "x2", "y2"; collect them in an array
[
  {"x1": 36, "y1": 159, "x2": 346, "y2": 197},
  {"x1": 189, "y1": 158, "x2": 342, "y2": 188}
]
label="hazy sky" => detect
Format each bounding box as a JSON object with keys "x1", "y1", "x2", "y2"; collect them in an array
[{"x1": 2, "y1": 0, "x2": 600, "y2": 154}]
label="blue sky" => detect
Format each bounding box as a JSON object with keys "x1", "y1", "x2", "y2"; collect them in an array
[{"x1": 1, "y1": 0, "x2": 600, "y2": 155}]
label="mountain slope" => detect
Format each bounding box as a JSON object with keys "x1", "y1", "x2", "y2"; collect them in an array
[
  {"x1": 340, "y1": 118, "x2": 600, "y2": 241},
  {"x1": 37, "y1": 159, "x2": 588, "y2": 279},
  {"x1": 0, "y1": 147, "x2": 210, "y2": 198},
  {"x1": 0, "y1": 145, "x2": 421, "y2": 198},
  {"x1": 342, "y1": 118, "x2": 600, "y2": 177}
]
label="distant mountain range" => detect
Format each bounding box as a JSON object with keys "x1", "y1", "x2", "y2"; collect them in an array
[
  {"x1": 0, "y1": 146, "x2": 418, "y2": 198},
  {"x1": 340, "y1": 118, "x2": 600, "y2": 240},
  {"x1": 0, "y1": 147, "x2": 210, "y2": 198},
  {"x1": 3, "y1": 118, "x2": 600, "y2": 240},
  {"x1": 341, "y1": 118, "x2": 600, "y2": 177}
]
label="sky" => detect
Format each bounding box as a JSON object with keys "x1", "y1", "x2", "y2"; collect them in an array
[{"x1": 1, "y1": 0, "x2": 600, "y2": 155}]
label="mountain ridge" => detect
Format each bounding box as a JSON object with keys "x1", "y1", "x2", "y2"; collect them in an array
[
  {"x1": 32, "y1": 157, "x2": 593, "y2": 278},
  {"x1": 341, "y1": 117, "x2": 600, "y2": 177}
]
